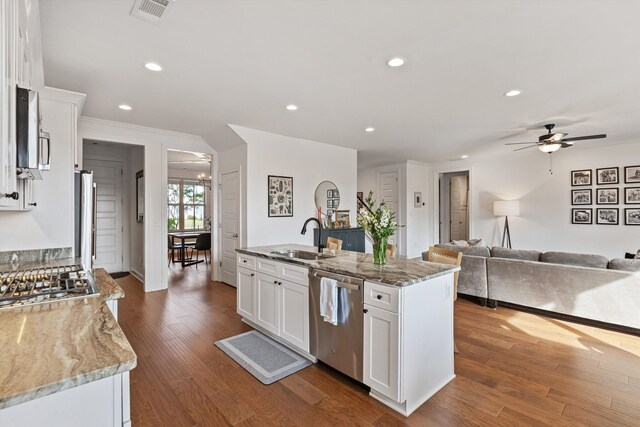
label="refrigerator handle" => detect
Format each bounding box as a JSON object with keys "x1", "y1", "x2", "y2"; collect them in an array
[{"x1": 92, "y1": 183, "x2": 97, "y2": 260}]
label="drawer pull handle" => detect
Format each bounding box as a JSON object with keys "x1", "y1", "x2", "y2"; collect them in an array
[
  {"x1": 376, "y1": 294, "x2": 382, "y2": 300},
  {"x1": 250, "y1": 273, "x2": 254, "y2": 277},
  {"x1": 278, "y1": 281, "x2": 282, "y2": 285},
  {"x1": 363, "y1": 308, "x2": 368, "y2": 313},
  {"x1": 243, "y1": 260, "x2": 247, "y2": 263},
  {"x1": 274, "y1": 280, "x2": 278, "y2": 284}
]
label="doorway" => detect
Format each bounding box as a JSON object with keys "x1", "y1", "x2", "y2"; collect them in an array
[
  {"x1": 83, "y1": 140, "x2": 145, "y2": 277},
  {"x1": 439, "y1": 171, "x2": 469, "y2": 244},
  {"x1": 220, "y1": 170, "x2": 240, "y2": 286},
  {"x1": 377, "y1": 169, "x2": 401, "y2": 252}
]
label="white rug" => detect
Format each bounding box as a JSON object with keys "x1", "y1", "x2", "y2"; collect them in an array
[{"x1": 214, "y1": 330, "x2": 311, "y2": 384}]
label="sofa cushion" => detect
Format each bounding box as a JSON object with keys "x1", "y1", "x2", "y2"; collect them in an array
[
  {"x1": 542, "y1": 251, "x2": 608, "y2": 269},
  {"x1": 490, "y1": 246, "x2": 542, "y2": 262},
  {"x1": 435, "y1": 243, "x2": 490, "y2": 258},
  {"x1": 609, "y1": 258, "x2": 640, "y2": 272}
]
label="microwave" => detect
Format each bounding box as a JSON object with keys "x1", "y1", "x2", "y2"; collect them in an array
[{"x1": 16, "y1": 86, "x2": 50, "y2": 180}]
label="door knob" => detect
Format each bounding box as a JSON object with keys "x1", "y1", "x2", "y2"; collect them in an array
[{"x1": 232, "y1": 233, "x2": 238, "y2": 238}]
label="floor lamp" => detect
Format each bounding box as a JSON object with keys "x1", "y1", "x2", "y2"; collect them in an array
[{"x1": 493, "y1": 200, "x2": 520, "y2": 249}]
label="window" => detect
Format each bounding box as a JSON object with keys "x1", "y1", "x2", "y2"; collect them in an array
[{"x1": 168, "y1": 180, "x2": 206, "y2": 231}]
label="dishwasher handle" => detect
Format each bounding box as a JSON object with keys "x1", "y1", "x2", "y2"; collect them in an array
[{"x1": 311, "y1": 269, "x2": 364, "y2": 290}]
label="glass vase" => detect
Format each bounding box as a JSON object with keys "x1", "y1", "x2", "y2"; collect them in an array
[{"x1": 372, "y1": 236, "x2": 388, "y2": 265}]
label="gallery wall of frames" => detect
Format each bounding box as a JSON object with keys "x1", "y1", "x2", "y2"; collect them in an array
[{"x1": 570, "y1": 165, "x2": 640, "y2": 225}]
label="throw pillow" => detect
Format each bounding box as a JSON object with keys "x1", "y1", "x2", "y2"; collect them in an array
[
  {"x1": 468, "y1": 238, "x2": 486, "y2": 247},
  {"x1": 636, "y1": 250, "x2": 640, "y2": 260},
  {"x1": 451, "y1": 240, "x2": 469, "y2": 246}
]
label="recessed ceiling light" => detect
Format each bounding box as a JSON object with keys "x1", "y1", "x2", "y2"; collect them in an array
[
  {"x1": 504, "y1": 90, "x2": 522, "y2": 97},
  {"x1": 144, "y1": 62, "x2": 162, "y2": 71},
  {"x1": 365, "y1": 127, "x2": 375, "y2": 133},
  {"x1": 387, "y1": 57, "x2": 406, "y2": 67},
  {"x1": 286, "y1": 104, "x2": 298, "y2": 111},
  {"x1": 118, "y1": 104, "x2": 132, "y2": 111},
  {"x1": 461, "y1": 155, "x2": 469, "y2": 159}
]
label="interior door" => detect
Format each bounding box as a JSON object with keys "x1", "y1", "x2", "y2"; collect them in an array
[
  {"x1": 84, "y1": 158, "x2": 123, "y2": 272},
  {"x1": 378, "y1": 170, "x2": 400, "y2": 250},
  {"x1": 221, "y1": 170, "x2": 240, "y2": 286},
  {"x1": 450, "y1": 175, "x2": 468, "y2": 241}
]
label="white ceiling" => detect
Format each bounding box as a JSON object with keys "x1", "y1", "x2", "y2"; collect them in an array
[
  {"x1": 39, "y1": 0, "x2": 640, "y2": 167},
  {"x1": 167, "y1": 150, "x2": 211, "y2": 172}
]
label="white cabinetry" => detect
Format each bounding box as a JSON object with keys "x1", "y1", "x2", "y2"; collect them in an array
[
  {"x1": 236, "y1": 266, "x2": 256, "y2": 320},
  {"x1": 363, "y1": 275, "x2": 455, "y2": 417},
  {"x1": 236, "y1": 253, "x2": 310, "y2": 355}
]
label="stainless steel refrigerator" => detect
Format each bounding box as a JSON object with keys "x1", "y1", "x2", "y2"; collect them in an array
[{"x1": 74, "y1": 171, "x2": 96, "y2": 270}]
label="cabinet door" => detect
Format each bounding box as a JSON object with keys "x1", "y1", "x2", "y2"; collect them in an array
[
  {"x1": 363, "y1": 305, "x2": 400, "y2": 402},
  {"x1": 280, "y1": 280, "x2": 309, "y2": 352},
  {"x1": 21, "y1": 179, "x2": 36, "y2": 210},
  {"x1": 255, "y1": 272, "x2": 280, "y2": 335},
  {"x1": 237, "y1": 267, "x2": 256, "y2": 321}
]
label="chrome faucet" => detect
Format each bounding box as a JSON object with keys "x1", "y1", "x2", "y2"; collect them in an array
[{"x1": 301, "y1": 217, "x2": 325, "y2": 253}]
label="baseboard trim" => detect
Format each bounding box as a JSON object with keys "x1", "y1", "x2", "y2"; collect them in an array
[
  {"x1": 496, "y1": 301, "x2": 640, "y2": 336},
  {"x1": 129, "y1": 268, "x2": 144, "y2": 282}
]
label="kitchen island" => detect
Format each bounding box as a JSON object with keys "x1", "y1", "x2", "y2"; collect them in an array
[
  {"x1": 0, "y1": 267, "x2": 136, "y2": 426},
  {"x1": 236, "y1": 244, "x2": 459, "y2": 416}
]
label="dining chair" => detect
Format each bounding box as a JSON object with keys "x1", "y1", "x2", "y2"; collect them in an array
[
  {"x1": 190, "y1": 232, "x2": 211, "y2": 268},
  {"x1": 423, "y1": 245, "x2": 463, "y2": 353},
  {"x1": 386, "y1": 243, "x2": 396, "y2": 257},
  {"x1": 167, "y1": 235, "x2": 184, "y2": 267}
]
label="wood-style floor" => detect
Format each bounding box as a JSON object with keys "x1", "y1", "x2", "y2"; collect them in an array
[{"x1": 116, "y1": 266, "x2": 640, "y2": 426}]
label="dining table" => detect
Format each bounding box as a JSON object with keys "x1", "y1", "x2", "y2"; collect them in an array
[{"x1": 168, "y1": 232, "x2": 204, "y2": 268}]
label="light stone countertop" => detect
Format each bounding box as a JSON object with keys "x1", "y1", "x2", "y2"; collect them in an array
[
  {"x1": 0, "y1": 268, "x2": 136, "y2": 410},
  {"x1": 237, "y1": 244, "x2": 460, "y2": 287}
]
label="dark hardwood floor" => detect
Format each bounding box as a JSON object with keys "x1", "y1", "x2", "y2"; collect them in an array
[{"x1": 116, "y1": 266, "x2": 640, "y2": 426}]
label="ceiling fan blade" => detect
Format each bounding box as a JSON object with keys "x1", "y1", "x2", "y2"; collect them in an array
[
  {"x1": 513, "y1": 145, "x2": 538, "y2": 152},
  {"x1": 505, "y1": 142, "x2": 539, "y2": 145},
  {"x1": 562, "y1": 134, "x2": 607, "y2": 142}
]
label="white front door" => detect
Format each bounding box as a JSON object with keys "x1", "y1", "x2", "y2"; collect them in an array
[
  {"x1": 378, "y1": 170, "x2": 400, "y2": 251},
  {"x1": 221, "y1": 170, "x2": 240, "y2": 286},
  {"x1": 84, "y1": 158, "x2": 123, "y2": 273}
]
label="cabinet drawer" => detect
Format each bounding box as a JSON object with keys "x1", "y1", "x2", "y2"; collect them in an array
[
  {"x1": 364, "y1": 281, "x2": 400, "y2": 313},
  {"x1": 280, "y1": 263, "x2": 309, "y2": 286},
  {"x1": 237, "y1": 254, "x2": 256, "y2": 269},
  {"x1": 256, "y1": 257, "x2": 279, "y2": 276}
]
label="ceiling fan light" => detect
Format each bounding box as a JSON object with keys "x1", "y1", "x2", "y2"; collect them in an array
[{"x1": 539, "y1": 143, "x2": 562, "y2": 153}]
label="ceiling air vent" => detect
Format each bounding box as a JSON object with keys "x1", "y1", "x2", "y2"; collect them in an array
[{"x1": 130, "y1": 0, "x2": 173, "y2": 25}]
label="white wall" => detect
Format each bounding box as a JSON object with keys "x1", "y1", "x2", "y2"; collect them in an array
[
  {"x1": 430, "y1": 142, "x2": 639, "y2": 259},
  {"x1": 78, "y1": 117, "x2": 215, "y2": 292},
  {"x1": 0, "y1": 93, "x2": 78, "y2": 251},
  {"x1": 405, "y1": 161, "x2": 430, "y2": 258},
  {"x1": 230, "y1": 125, "x2": 358, "y2": 248}
]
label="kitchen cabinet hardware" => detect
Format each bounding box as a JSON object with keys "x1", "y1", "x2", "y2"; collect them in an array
[
  {"x1": 363, "y1": 308, "x2": 368, "y2": 313},
  {"x1": 3, "y1": 192, "x2": 19, "y2": 200},
  {"x1": 28, "y1": 202, "x2": 37, "y2": 206},
  {"x1": 376, "y1": 294, "x2": 382, "y2": 300}
]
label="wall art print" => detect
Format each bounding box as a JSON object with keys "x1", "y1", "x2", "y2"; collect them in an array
[
  {"x1": 625, "y1": 208, "x2": 640, "y2": 225},
  {"x1": 571, "y1": 169, "x2": 592, "y2": 186},
  {"x1": 625, "y1": 187, "x2": 640, "y2": 204},
  {"x1": 268, "y1": 175, "x2": 293, "y2": 217},
  {"x1": 596, "y1": 188, "x2": 618, "y2": 205},
  {"x1": 596, "y1": 167, "x2": 619, "y2": 185},
  {"x1": 572, "y1": 208, "x2": 592, "y2": 225},
  {"x1": 571, "y1": 189, "x2": 592, "y2": 205},
  {"x1": 596, "y1": 208, "x2": 618, "y2": 225},
  {"x1": 625, "y1": 165, "x2": 640, "y2": 184}
]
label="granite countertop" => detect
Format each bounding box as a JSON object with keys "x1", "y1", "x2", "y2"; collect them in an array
[
  {"x1": 237, "y1": 244, "x2": 460, "y2": 287},
  {"x1": 0, "y1": 268, "x2": 136, "y2": 410},
  {"x1": 0, "y1": 256, "x2": 83, "y2": 273}
]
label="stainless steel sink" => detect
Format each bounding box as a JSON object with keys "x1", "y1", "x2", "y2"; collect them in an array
[{"x1": 270, "y1": 250, "x2": 334, "y2": 261}]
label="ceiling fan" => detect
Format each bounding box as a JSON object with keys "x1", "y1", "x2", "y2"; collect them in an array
[{"x1": 505, "y1": 123, "x2": 607, "y2": 153}]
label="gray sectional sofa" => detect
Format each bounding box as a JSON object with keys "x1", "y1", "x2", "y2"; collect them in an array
[{"x1": 424, "y1": 244, "x2": 640, "y2": 332}]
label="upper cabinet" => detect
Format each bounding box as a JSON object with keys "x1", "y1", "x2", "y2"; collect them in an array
[{"x1": 1, "y1": 0, "x2": 45, "y2": 208}]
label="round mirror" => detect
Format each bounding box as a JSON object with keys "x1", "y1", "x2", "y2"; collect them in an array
[{"x1": 314, "y1": 181, "x2": 340, "y2": 215}]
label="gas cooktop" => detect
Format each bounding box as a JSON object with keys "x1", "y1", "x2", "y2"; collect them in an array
[{"x1": 0, "y1": 264, "x2": 99, "y2": 309}]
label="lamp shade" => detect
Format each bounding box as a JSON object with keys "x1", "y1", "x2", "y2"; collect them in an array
[{"x1": 493, "y1": 200, "x2": 520, "y2": 217}]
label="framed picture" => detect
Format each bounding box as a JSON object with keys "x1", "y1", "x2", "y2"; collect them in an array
[
  {"x1": 572, "y1": 208, "x2": 592, "y2": 224},
  {"x1": 334, "y1": 210, "x2": 351, "y2": 228},
  {"x1": 625, "y1": 187, "x2": 640, "y2": 204},
  {"x1": 327, "y1": 199, "x2": 334, "y2": 209},
  {"x1": 571, "y1": 169, "x2": 592, "y2": 186},
  {"x1": 596, "y1": 188, "x2": 618, "y2": 205},
  {"x1": 327, "y1": 190, "x2": 333, "y2": 198},
  {"x1": 268, "y1": 175, "x2": 293, "y2": 217},
  {"x1": 136, "y1": 170, "x2": 144, "y2": 223},
  {"x1": 625, "y1": 208, "x2": 640, "y2": 225},
  {"x1": 596, "y1": 208, "x2": 619, "y2": 225},
  {"x1": 596, "y1": 167, "x2": 619, "y2": 185},
  {"x1": 624, "y1": 165, "x2": 640, "y2": 184},
  {"x1": 333, "y1": 189, "x2": 340, "y2": 198},
  {"x1": 571, "y1": 189, "x2": 591, "y2": 205},
  {"x1": 414, "y1": 191, "x2": 423, "y2": 208}
]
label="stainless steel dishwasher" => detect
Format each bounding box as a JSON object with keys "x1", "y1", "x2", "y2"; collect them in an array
[{"x1": 309, "y1": 269, "x2": 365, "y2": 382}]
